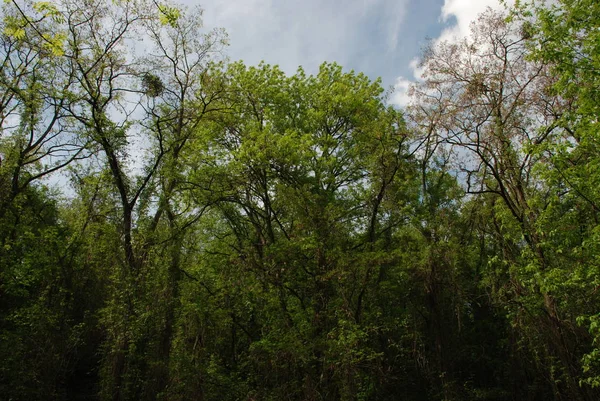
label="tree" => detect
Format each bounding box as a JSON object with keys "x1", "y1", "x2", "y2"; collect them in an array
[
  {"x1": 0, "y1": 0, "x2": 90, "y2": 216},
  {"x1": 168, "y1": 61, "x2": 417, "y2": 400},
  {"x1": 409, "y1": 7, "x2": 600, "y2": 399},
  {"x1": 515, "y1": 0, "x2": 600, "y2": 389},
  {"x1": 2, "y1": 1, "x2": 227, "y2": 399}
]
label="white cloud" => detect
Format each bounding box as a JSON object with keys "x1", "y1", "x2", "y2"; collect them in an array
[
  {"x1": 437, "y1": 0, "x2": 512, "y2": 43},
  {"x1": 390, "y1": 76, "x2": 412, "y2": 107},
  {"x1": 390, "y1": 0, "x2": 510, "y2": 107},
  {"x1": 192, "y1": 0, "x2": 410, "y2": 75},
  {"x1": 390, "y1": 57, "x2": 422, "y2": 107}
]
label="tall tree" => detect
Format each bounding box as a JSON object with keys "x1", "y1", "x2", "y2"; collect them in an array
[
  {"x1": 409, "y1": 7, "x2": 599, "y2": 399},
  {"x1": 515, "y1": 0, "x2": 600, "y2": 389},
  {"x1": 2, "y1": 1, "x2": 227, "y2": 399},
  {"x1": 168, "y1": 62, "x2": 418, "y2": 400}
]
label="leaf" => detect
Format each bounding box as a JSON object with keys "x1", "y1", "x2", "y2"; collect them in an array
[
  {"x1": 158, "y1": 4, "x2": 181, "y2": 28},
  {"x1": 33, "y1": 1, "x2": 64, "y2": 23}
]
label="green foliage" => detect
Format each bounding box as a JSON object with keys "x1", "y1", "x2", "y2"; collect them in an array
[
  {"x1": 1, "y1": 1, "x2": 600, "y2": 400},
  {"x1": 515, "y1": 0, "x2": 600, "y2": 392},
  {"x1": 157, "y1": 3, "x2": 181, "y2": 28}
]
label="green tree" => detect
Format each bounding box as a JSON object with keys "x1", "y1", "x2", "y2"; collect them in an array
[
  {"x1": 514, "y1": 0, "x2": 600, "y2": 389},
  {"x1": 410, "y1": 6, "x2": 600, "y2": 399},
  {"x1": 1, "y1": 1, "x2": 227, "y2": 399},
  {"x1": 168, "y1": 61, "x2": 417, "y2": 400}
]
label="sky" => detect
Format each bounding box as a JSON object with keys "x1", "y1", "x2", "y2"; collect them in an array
[{"x1": 187, "y1": 0, "x2": 509, "y2": 106}]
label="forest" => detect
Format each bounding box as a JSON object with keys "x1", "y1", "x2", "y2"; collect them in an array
[{"x1": 1, "y1": 0, "x2": 600, "y2": 399}]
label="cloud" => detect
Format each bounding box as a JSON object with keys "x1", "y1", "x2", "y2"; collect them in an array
[
  {"x1": 437, "y1": 0, "x2": 513, "y2": 43},
  {"x1": 389, "y1": 0, "x2": 510, "y2": 107},
  {"x1": 192, "y1": 0, "x2": 411, "y2": 76},
  {"x1": 390, "y1": 76, "x2": 412, "y2": 107}
]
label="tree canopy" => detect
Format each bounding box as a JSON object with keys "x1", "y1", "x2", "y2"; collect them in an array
[{"x1": 1, "y1": 1, "x2": 600, "y2": 400}]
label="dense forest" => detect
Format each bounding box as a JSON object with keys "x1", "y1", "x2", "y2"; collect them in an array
[{"x1": 1, "y1": 0, "x2": 600, "y2": 399}]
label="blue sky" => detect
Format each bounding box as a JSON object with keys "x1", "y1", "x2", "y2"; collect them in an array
[{"x1": 189, "y1": 0, "x2": 508, "y2": 105}]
